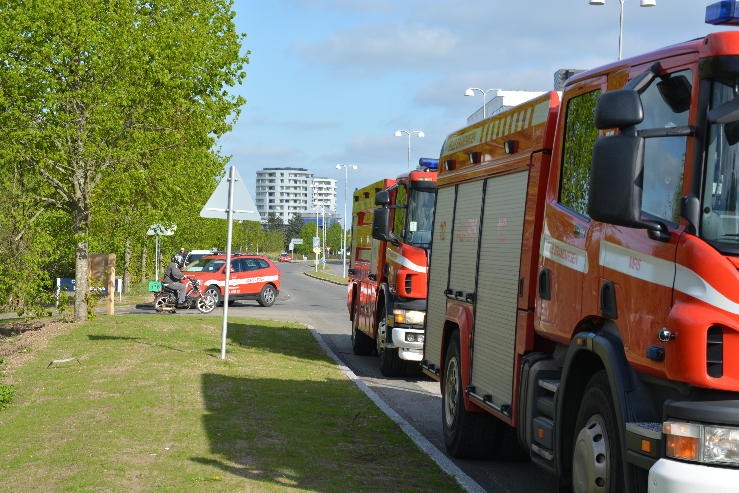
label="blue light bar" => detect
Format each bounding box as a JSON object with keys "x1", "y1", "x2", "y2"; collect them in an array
[
  {"x1": 706, "y1": 0, "x2": 739, "y2": 25},
  {"x1": 418, "y1": 158, "x2": 438, "y2": 170}
]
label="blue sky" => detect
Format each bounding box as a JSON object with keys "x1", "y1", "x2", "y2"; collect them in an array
[{"x1": 221, "y1": 0, "x2": 731, "y2": 207}]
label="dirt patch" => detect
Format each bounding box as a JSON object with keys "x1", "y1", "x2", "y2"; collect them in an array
[{"x1": 0, "y1": 319, "x2": 72, "y2": 374}]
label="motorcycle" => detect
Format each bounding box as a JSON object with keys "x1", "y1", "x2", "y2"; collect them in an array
[{"x1": 153, "y1": 277, "x2": 216, "y2": 314}]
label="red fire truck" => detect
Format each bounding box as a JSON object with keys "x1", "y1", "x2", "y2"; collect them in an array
[
  {"x1": 347, "y1": 159, "x2": 437, "y2": 376},
  {"x1": 422, "y1": 6, "x2": 739, "y2": 492}
]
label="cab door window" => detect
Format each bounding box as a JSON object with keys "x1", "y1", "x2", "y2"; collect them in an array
[
  {"x1": 637, "y1": 69, "x2": 692, "y2": 223},
  {"x1": 392, "y1": 184, "x2": 408, "y2": 238},
  {"x1": 559, "y1": 90, "x2": 601, "y2": 215}
]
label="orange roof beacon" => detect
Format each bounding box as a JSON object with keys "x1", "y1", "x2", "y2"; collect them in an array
[{"x1": 422, "y1": 4, "x2": 739, "y2": 492}]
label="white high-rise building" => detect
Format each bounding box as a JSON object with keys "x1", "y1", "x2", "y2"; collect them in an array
[
  {"x1": 255, "y1": 167, "x2": 337, "y2": 224},
  {"x1": 311, "y1": 177, "x2": 337, "y2": 212}
]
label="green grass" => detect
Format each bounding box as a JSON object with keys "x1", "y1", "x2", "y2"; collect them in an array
[{"x1": 0, "y1": 315, "x2": 461, "y2": 492}]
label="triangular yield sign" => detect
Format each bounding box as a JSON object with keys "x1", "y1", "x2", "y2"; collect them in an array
[{"x1": 200, "y1": 166, "x2": 261, "y2": 221}]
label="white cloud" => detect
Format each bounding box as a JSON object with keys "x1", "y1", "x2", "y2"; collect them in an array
[{"x1": 295, "y1": 23, "x2": 459, "y2": 75}]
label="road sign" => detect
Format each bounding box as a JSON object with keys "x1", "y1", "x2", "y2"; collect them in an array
[
  {"x1": 312, "y1": 236, "x2": 320, "y2": 249},
  {"x1": 313, "y1": 248, "x2": 321, "y2": 254},
  {"x1": 200, "y1": 167, "x2": 260, "y2": 221},
  {"x1": 291, "y1": 238, "x2": 304, "y2": 245}
]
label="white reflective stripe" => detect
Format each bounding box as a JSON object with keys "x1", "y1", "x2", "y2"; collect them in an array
[
  {"x1": 385, "y1": 248, "x2": 427, "y2": 273},
  {"x1": 599, "y1": 241, "x2": 739, "y2": 315},
  {"x1": 210, "y1": 275, "x2": 279, "y2": 287},
  {"x1": 674, "y1": 264, "x2": 739, "y2": 314},
  {"x1": 540, "y1": 235, "x2": 588, "y2": 273},
  {"x1": 599, "y1": 241, "x2": 674, "y2": 288}
]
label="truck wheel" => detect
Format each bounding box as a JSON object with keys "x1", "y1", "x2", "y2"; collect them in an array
[
  {"x1": 376, "y1": 308, "x2": 403, "y2": 377},
  {"x1": 205, "y1": 285, "x2": 221, "y2": 306},
  {"x1": 572, "y1": 371, "x2": 624, "y2": 493},
  {"x1": 257, "y1": 284, "x2": 277, "y2": 307},
  {"x1": 442, "y1": 334, "x2": 501, "y2": 458},
  {"x1": 351, "y1": 310, "x2": 373, "y2": 356}
]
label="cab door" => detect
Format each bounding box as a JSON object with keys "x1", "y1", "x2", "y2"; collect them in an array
[
  {"x1": 537, "y1": 77, "x2": 605, "y2": 340},
  {"x1": 599, "y1": 62, "x2": 695, "y2": 372}
]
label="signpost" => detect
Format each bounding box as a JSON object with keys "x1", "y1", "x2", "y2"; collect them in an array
[
  {"x1": 147, "y1": 224, "x2": 176, "y2": 279},
  {"x1": 200, "y1": 166, "x2": 260, "y2": 359}
]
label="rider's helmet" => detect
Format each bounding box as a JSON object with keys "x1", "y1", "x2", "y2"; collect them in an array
[{"x1": 172, "y1": 253, "x2": 185, "y2": 268}]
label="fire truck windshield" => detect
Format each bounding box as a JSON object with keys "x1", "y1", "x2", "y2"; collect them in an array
[
  {"x1": 703, "y1": 78, "x2": 739, "y2": 249},
  {"x1": 406, "y1": 189, "x2": 435, "y2": 247}
]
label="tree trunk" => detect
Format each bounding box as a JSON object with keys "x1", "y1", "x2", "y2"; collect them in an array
[{"x1": 74, "y1": 236, "x2": 89, "y2": 321}]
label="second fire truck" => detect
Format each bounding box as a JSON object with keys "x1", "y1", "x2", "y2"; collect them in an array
[{"x1": 346, "y1": 159, "x2": 437, "y2": 376}]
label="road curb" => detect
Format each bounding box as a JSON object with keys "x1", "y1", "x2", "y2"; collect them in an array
[
  {"x1": 307, "y1": 325, "x2": 485, "y2": 493},
  {"x1": 302, "y1": 271, "x2": 346, "y2": 285}
]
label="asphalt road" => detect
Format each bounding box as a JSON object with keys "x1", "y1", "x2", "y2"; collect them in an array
[{"x1": 137, "y1": 260, "x2": 557, "y2": 493}]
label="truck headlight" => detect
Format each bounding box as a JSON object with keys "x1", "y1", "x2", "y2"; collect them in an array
[
  {"x1": 405, "y1": 332, "x2": 425, "y2": 343},
  {"x1": 393, "y1": 309, "x2": 425, "y2": 325},
  {"x1": 665, "y1": 421, "x2": 739, "y2": 465}
]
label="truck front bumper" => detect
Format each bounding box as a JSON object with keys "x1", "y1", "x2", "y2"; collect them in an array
[
  {"x1": 649, "y1": 458, "x2": 739, "y2": 492},
  {"x1": 391, "y1": 326, "x2": 424, "y2": 361}
]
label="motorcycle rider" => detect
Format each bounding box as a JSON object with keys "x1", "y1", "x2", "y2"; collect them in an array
[{"x1": 163, "y1": 253, "x2": 187, "y2": 307}]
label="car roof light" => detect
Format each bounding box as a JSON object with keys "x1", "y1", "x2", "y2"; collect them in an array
[{"x1": 706, "y1": 1, "x2": 739, "y2": 25}]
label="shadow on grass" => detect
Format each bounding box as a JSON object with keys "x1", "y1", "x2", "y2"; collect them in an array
[
  {"x1": 222, "y1": 322, "x2": 330, "y2": 363},
  {"x1": 87, "y1": 334, "x2": 187, "y2": 353},
  {"x1": 194, "y1": 373, "x2": 445, "y2": 492}
]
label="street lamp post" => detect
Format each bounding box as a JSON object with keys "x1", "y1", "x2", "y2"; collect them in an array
[
  {"x1": 464, "y1": 88, "x2": 498, "y2": 119},
  {"x1": 588, "y1": 0, "x2": 656, "y2": 61},
  {"x1": 336, "y1": 163, "x2": 358, "y2": 279},
  {"x1": 394, "y1": 129, "x2": 425, "y2": 169}
]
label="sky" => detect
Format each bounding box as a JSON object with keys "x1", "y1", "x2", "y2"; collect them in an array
[{"x1": 220, "y1": 0, "x2": 732, "y2": 211}]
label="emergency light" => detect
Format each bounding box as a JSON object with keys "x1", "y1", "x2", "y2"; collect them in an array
[
  {"x1": 706, "y1": 0, "x2": 739, "y2": 25},
  {"x1": 418, "y1": 158, "x2": 439, "y2": 170}
]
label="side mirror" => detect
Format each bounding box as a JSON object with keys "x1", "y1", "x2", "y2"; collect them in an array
[
  {"x1": 372, "y1": 208, "x2": 391, "y2": 241},
  {"x1": 588, "y1": 134, "x2": 669, "y2": 241},
  {"x1": 375, "y1": 190, "x2": 390, "y2": 206},
  {"x1": 595, "y1": 89, "x2": 644, "y2": 129},
  {"x1": 588, "y1": 134, "x2": 645, "y2": 226}
]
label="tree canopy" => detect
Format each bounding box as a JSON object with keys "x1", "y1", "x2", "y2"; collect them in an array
[{"x1": 0, "y1": 0, "x2": 248, "y2": 319}]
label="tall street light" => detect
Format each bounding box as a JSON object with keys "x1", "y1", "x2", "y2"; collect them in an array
[
  {"x1": 589, "y1": 0, "x2": 656, "y2": 61},
  {"x1": 394, "y1": 129, "x2": 425, "y2": 169},
  {"x1": 464, "y1": 88, "x2": 498, "y2": 119},
  {"x1": 336, "y1": 163, "x2": 358, "y2": 279}
]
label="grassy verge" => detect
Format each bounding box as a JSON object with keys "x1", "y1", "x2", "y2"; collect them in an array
[{"x1": 0, "y1": 315, "x2": 461, "y2": 492}]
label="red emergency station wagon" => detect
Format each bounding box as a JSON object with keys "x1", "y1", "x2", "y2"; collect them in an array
[{"x1": 183, "y1": 253, "x2": 280, "y2": 307}]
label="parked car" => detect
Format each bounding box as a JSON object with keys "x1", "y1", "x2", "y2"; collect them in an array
[
  {"x1": 183, "y1": 253, "x2": 280, "y2": 307},
  {"x1": 278, "y1": 252, "x2": 292, "y2": 262},
  {"x1": 184, "y1": 249, "x2": 215, "y2": 266}
]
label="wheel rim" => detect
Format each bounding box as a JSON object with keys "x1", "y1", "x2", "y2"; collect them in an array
[
  {"x1": 376, "y1": 315, "x2": 387, "y2": 355},
  {"x1": 572, "y1": 414, "x2": 610, "y2": 493},
  {"x1": 444, "y1": 355, "x2": 460, "y2": 429},
  {"x1": 197, "y1": 295, "x2": 216, "y2": 313},
  {"x1": 206, "y1": 287, "x2": 220, "y2": 304},
  {"x1": 155, "y1": 294, "x2": 173, "y2": 312},
  {"x1": 262, "y1": 286, "x2": 275, "y2": 304}
]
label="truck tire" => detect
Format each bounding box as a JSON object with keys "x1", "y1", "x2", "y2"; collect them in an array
[
  {"x1": 376, "y1": 305, "x2": 404, "y2": 377},
  {"x1": 351, "y1": 309, "x2": 373, "y2": 356},
  {"x1": 442, "y1": 334, "x2": 500, "y2": 458},
  {"x1": 572, "y1": 371, "x2": 624, "y2": 493}
]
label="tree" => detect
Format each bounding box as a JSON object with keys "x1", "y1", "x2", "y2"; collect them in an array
[
  {"x1": 285, "y1": 213, "x2": 304, "y2": 248},
  {"x1": 0, "y1": 1, "x2": 248, "y2": 319},
  {"x1": 326, "y1": 222, "x2": 343, "y2": 256}
]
